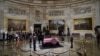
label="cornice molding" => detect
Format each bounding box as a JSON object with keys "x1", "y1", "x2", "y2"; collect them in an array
[{"x1": 4, "y1": 0, "x2": 95, "y2": 7}]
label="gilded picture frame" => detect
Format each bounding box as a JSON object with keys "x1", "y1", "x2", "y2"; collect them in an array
[
  {"x1": 73, "y1": 17, "x2": 94, "y2": 31},
  {"x1": 49, "y1": 20, "x2": 65, "y2": 30},
  {"x1": 6, "y1": 18, "x2": 28, "y2": 32}
]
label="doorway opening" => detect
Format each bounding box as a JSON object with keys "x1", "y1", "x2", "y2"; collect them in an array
[{"x1": 34, "y1": 24, "x2": 41, "y2": 32}]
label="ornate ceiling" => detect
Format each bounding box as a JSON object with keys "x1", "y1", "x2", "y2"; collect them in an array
[
  {"x1": 4, "y1": 0, "x2": 94, "y2": 6},
  {"x1": 41, "y1": 0, "x2": 59, "y2": 1},
  {"x1": 19, "y1": 0, "x2": 69, "y2": 3}
]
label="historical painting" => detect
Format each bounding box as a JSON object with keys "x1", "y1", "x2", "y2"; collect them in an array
[
  {"x1": 49, "y1": 20, "x2": 65, "y2": 30},
  {"x1": 73, "y1": 17, "x2": 93, "y2": 30},
  {"x1": 7, "y1": 19, "x2": 27, "y2": 32}
]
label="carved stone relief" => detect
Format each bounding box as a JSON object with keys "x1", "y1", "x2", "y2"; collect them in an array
[
  {"x1": 48, "y1": 10, "x2": 64, "y2": 16},
  {"x1": 8, "y1": 7, "x2": 27, "y2": 15},
  {"x1": 35, "y1": 10, "x2": 41, "y2": 22},
  {"x1": 72, "y1": 6, "x2": 92, "y2": 15}
]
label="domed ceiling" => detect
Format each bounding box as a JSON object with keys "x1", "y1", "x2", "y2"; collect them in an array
[
  {"x1": 5, "y1": 0, "x2": 93, "y2": 6},
  {"x1": 14, "y1": 0, "x2": 70, "y2": 4}
]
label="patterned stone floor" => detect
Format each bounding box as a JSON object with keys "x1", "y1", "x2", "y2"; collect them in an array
[{"x1": 0, "y1": 36, "x2": 100, "y2": 56}]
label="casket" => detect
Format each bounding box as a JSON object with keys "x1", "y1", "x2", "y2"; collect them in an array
[{"x1": 43, "y1": 37, "x2": 59, "y2": 46}]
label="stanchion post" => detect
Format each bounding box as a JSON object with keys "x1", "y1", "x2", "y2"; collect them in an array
[
  {"x1": 29, "y1": 49, "x2": 32, "y2": 56},
  {"x1": 92, "y1": 38, "x2": 95, "y2": 56},
  {"x1": 69, "y1": 49, "x2": 70, "y2": 56},
  {"x1": 29, "y1": 39, "x2": 32, "y2": 56},
  {"x1": 49, "y1": 50, "x2": 51, "y2": 56},
  {"x1": 82, "y1": 38, "x2": 87, "y2": 56}
]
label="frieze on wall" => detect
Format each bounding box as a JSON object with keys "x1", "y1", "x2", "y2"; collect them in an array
[
  {"x1": 48, "y1": 10, "x2": 64, "y2": 16},
  {"x1": 35, "y1": 10, "x2": 41, "y2": 22},
  {"x1": 35, "y1": 10, "x2": 40, "y2": 17},
  {"x1": 72, "y1": 6, "x2": 92, "y2": 15},
  {"x1": 8, "y1": 7, "x2": 27, "y2": 15}
]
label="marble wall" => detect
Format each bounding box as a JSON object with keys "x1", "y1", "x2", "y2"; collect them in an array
[
  {"x1": 0, "y1": 0, "x2": 99, "y2": 37},
  {"x1": 70, "y1": 3, "x2": 95, "y2": 35},
  {"x1": 95, "y1": 0, "x2": 100, "y2": 26},
  {"x1": 0, "y1": 10, "x2": 4, "y2": 30},
  {"x1": 0, "y1": 2, "x2": 5, "y2": 39},
  {"x1": 0, "y1": 2, "x2": 4, "y2": 32},
  {"x1": 46, "y1": 2, "x2": 96, "y2": 35}
]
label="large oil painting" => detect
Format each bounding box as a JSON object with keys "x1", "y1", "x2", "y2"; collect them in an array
[
  {"x1": 73, "y1": 17, "x2": 93, "y2": 30},
  {"x1": 7, "y1": 19, "x2": 27, "y2": 32},
  {"x1": 49, "y1": 20, "x2": 65, "y2": 30}
]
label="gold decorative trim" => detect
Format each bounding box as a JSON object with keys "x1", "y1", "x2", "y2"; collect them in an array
[
  {"x1": 72, "y1": 16, "x2": 94, "y2": 32},
  {"x1": 6, "y1": 18, "x2": 29, "y2": 32}
]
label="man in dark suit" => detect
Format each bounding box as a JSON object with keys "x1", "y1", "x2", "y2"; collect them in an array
[
  {"x1": 29, "y1": 33, "x2": 32, "y2": 56},
  {"x1": 7, "y1": 33, "x2": 9, "y2": 40},
  {"x1": 67, "y1": 27, "x2": 70, "y2": 36},
  {"x1": 33, "y1": 33, "x2": 37, "y2": 51},
  {"x1": 58, "y1": 25, "x2": 64, "y2": 36},
  {"x1": 70, "y1": 37, "x2": 73, "y2": 48},
  {"x1": 29, "y1": 34, "x2": 32, "y2": 48},
  {"x1": 94, "y1": 26, "x2": 100, "y2": 47},
  {"x1": 3, "y1": 32, "x2": 5, "y2": 41}
]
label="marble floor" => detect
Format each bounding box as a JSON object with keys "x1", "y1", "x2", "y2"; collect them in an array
[{"x1": 0, "y1": 36, "x2": 100, "y2": 56}]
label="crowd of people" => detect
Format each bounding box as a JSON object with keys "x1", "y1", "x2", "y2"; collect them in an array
[
  {"x1": 2, "y1": 32, "x2": 31, "y2": 42},
  {"x1": 2, "y1": 28, "x2": 49, "y2": 50},
  {"x1": 1, "y1": 25, "x2": 73, "y2": 51}
]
